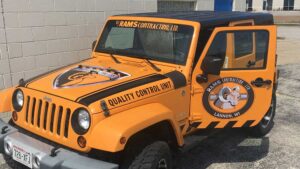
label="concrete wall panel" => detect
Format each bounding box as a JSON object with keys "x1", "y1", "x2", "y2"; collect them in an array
[{"x1": 0, "y1": 0, "x2": 157, "y2": 120}]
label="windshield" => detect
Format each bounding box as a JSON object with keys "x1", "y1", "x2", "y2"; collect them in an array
[{"x1": 95, "y1": 20, "x2": 194, "y2": 65}]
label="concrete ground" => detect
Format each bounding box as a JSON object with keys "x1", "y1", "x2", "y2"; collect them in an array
[
  {"x1": 0, "y1": 25, "x2": 299, "y2": 169},
  {"x1": 272, "y1": 11, "x2": 300, "y2": 24},
  {"x1": 277, "y1": 25, "x2": 300, "y2": 65}
]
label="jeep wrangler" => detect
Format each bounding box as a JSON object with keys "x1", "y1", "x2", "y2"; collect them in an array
[{"x1": 0, "y1": 11, "x2": 278, "y2": 169}]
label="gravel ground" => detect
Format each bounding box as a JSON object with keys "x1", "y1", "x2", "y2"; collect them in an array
[{"x1": 0, "y1": 25, "x2": 299, "y2": 169}]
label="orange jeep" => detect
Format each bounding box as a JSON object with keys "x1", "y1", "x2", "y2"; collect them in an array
[{"x1": 0, "y1": 11, "x2": 278, "y2": 169}]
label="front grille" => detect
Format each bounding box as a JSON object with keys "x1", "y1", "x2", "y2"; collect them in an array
[{"x1": 25, "y1": 96, "x2": 71, "y2": 138}]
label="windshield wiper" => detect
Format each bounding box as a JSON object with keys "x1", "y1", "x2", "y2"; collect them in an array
[
  {"x1": 109, "y1": 53, "x2": 121, "y2": 64},
  {"x1": 103, "y1": 47, "x2": 121, "y2": 64},
  {"x1": 143, "y1": 58, "x2": 161, "y2": 72}
]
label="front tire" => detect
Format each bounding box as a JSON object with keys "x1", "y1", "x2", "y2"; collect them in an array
[
  {"x1": 128, "y1": 141, "x2": 172, "y2": 169},
  {"x1": 248, "y1": 93, "x2": 276, "y2": 137}
]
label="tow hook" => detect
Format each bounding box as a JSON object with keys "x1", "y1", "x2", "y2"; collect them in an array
[
  {"x1": 1, "y1": 126, "x2": 9, "y2": 134},
  {"x1": 50, "y1": 146, "x2": 59, "y2": 157}
]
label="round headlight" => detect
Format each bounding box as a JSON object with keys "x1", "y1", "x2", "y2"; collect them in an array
[
  {"x1": 78, "y1": 109, "x2": 90, "y2": 130},
  {"x1": 12, "y1": 89, "x2": 24, "y2": 111},
  {"x1": 72, "y1": 108, "x2": 91, "y2": 135}
]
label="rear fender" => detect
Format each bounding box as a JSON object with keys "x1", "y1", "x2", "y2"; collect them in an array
[{"x1": 88, "y1": 103, "x2": 183, "y2": 152}]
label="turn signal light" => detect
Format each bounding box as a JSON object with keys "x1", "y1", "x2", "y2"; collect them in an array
[
  {"x1": 120, "y1": 137, "x2": 127, "y2": 145},
  {"x1": 77, "y1": 136, "x2": 87, "y2": 148},
  {"x1": 12, "y1": 111, "x2": 18, "y2": 121}
]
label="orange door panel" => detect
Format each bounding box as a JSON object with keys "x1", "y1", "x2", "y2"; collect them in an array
[{"x1": 190, "y1": 25, "x2": 277, "y2": 129}]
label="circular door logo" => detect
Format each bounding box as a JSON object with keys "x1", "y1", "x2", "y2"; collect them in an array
[{"x1": 203, "y1": 77, "x2": 254, "y2": 119}]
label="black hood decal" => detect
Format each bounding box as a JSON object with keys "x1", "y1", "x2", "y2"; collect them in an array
[
  {"x1": 20, "y1": 59, "x2": 91, "y2": 87},
  {"x1": 53, "y1": 65, "x2": 130, "y2": 89}
]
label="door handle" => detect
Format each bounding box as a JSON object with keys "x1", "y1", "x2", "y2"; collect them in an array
[
  {"x1": 247, "y1": 60, "x2": 256, "y2": 67},
  {"x1": 251, "y1": 78, "x2": 272, "y2": 87}
]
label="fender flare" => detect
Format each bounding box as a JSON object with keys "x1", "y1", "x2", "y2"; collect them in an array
[
  {"x1": 88, "y1": 103, "x2": 183, "y2": 152},
  {"x1": 0, "y1": 88, "x2": 14, "y2": 113}
]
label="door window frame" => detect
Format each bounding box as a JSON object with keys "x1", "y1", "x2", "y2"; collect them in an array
[
  {"x1": 226, "y1": 20, "x2": 259, "y2": 70},
  {"x1": 203, "y1": 29, "x2": 270, "y2": 71},
  {"x1": 223, "y1": 30, "x2": 270, "y2": 70},
  {"x1": 192, "y1": 25, "x2": 276, "y2": 76}
]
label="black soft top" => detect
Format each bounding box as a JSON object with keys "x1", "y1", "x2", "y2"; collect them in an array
[{"x1": 117, "y1": 11, "x2": 274, "y2": 29}]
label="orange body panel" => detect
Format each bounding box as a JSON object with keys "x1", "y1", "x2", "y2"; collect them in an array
[
  {"x1": 13, "y1": 87, "x2": 92, "y2": 152},
  {"x1": 0, "y1": 88, "x2": 14, "y2": 113},
  {"x1": 89, "y1": 103, "x2": 183, "y2": 152},
  {"x1": 0, "y1": 14, "x2": 277, "y2": 154}
]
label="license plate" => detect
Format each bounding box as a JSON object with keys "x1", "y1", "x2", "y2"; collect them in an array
[{"x1": 12, "y1": 144, "x2": 32, "y2": 168}]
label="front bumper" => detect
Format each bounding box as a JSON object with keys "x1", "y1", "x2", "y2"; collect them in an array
[{"x1": 0, "y1": 119, "x2": 118, "y2": 169}]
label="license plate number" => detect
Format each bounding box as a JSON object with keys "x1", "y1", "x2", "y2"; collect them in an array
[{"x1": 12, "y1": 145, "x2": 32, "y2": 168}]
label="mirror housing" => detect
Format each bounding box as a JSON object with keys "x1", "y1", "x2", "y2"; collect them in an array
[
  {"x1": 201, "y1": 56, "x2": 224, "y2": 75},
  {"x1": 196, "y1": 74, "x2": 208, "y2": 83},
  {"x1": 92, "y1": 40, "x2": 97, "y2": 50}
]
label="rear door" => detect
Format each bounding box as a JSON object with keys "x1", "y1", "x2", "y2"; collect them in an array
[{"x1": 190, "y1": 26, "x2": 277, "y2": 129}]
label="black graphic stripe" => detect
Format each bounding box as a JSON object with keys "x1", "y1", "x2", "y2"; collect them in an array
[
  {"x1": 164, "y1": 71, "x2": 186, "y2": 89},
  {"x1": 22, "y1": 58, "x2": 91, "y2": 87},
  {"x1": 242, "y1": 120, "x2": 255, "y2": 127},
  {"x1": 78, "y1": 74, "x2": 168, "y2": 106},
  {"x1": 224, "y1": 121, "x2": 238, "y2": 128},
  {"x1": 190, "y1": 122, "x2": 201, "y2": 128},
  {"x1": 186, "y1": 122, "x2": 201, "y2": 132},
  {"x1": 207, "y1": 121, "x2": 219, "y2": 129},
  {"x1": 76, "y1": 71, "x2": 186, "y2": 102},
  {"x1": 75, "y1": 73, "x2": 157, "y2": 102}
]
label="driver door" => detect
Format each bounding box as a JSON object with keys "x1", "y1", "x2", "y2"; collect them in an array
[{"x1": 190, "y1": 26, "x2": 277, "y2": 129}]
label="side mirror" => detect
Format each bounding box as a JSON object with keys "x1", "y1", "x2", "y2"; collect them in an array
[
  {"x1": 201, "y1": 56, "x2": 224, "y2": 75},
  {"x1": 92, "y1": 40, "x2": 97, "y2": 50}
]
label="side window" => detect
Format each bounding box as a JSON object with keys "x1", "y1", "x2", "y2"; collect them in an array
[
  {"x1": 205, "y1": 32, "x2": 227, "y2": 60},
  {"x1": 234, "y1": 31, "x2": 253, "y2": 58},
  {"x1": 229, "y1": 30, "x2": 269, "y2": 69},
  {"x1": 204, "y1": 30, "x2": 269, "y2": 70},
  {"x1": 255, "y1": 31, "x2": 269, "y2": 62}
]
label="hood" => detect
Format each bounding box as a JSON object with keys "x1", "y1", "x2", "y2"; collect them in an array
[{"x1": 24, "y1": 57, "x2": 161, "y2": 103}]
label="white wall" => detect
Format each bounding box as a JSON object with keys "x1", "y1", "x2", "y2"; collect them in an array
[
  {"x1": 295, "y1": 0, "x2": 300, "y2": 10},
  {"x1": 273, "y1": 0, "x2": 284, "y2": 10},
  {"x1": 233, "y1": 0, "x2": 247, "y2": 11},
  {"x1": 0, "y1": 0, "x2": 157, "y2": 120},
  {"x1": 252, "y1": 0, "x2": 264, "y2": 11},
  {"x1": 195, "y1": 0, "x2": 247, "y2": 11},
  {"x1": 251, "y1": 0, "x2": 300, "y2": 11},
  {"x1": 195, "y1": 0, "x2": 214, "y2": 10},
  {"x1": 0, "y1": 0, "x2": 157, "y2": 89}
]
